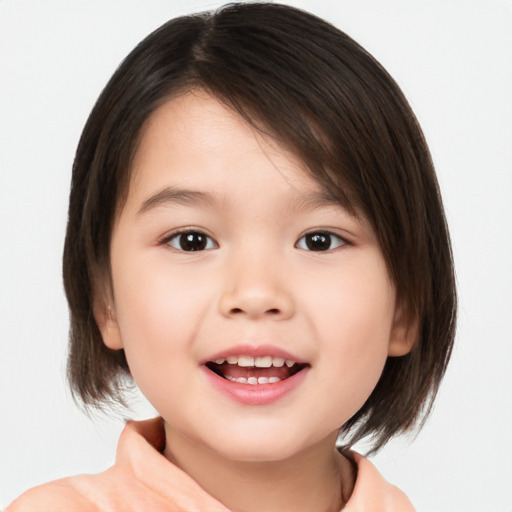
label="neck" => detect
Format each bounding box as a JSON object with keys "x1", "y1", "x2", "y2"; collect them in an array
[{"x1": 163, "y1": 425, "x2": 355, "y2": 512}]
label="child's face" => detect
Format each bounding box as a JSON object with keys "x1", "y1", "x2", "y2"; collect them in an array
[{"x1": 101, "y1": 90, "x2": 411, "y2": 462}]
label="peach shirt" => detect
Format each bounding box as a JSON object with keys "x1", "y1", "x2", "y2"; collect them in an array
[{"x1": 7, "y1": 418, "x2": 415, "y2": 511}]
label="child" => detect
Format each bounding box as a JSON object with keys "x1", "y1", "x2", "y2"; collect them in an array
[{"x1": 7, "y1": 2, "x2": 456, "y2": 511}]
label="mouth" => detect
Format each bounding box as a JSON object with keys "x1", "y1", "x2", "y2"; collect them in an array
[{"x1": 205, "y1": 355, "x2": 309, "y2": 385}]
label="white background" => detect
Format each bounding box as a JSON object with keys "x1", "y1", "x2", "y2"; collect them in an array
[{"x1": 1, "y1": 1, "x2": 511, "y2": 510}]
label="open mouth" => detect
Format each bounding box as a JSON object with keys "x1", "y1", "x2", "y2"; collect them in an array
[{"x1": 205, "y1": 355, "x2": 308, "y2": 385}]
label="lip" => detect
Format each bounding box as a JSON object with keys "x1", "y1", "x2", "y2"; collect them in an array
[
  {"x1": 202, "y1": 364, "x2": 309, "y2": 405},
  {"x1": 201, "y1": 343, "x2": 309, "y2": 405}
]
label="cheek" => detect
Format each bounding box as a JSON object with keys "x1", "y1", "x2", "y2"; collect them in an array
[
  {"x1": 304, "y1": 259, "x2": 395, "y2": 407},
  {"x1": 111, "y1": 253, "x2": 215, "y2": 373},
  {"x1": 302, "y1": 256, "x2": 395, "y2": 341}
]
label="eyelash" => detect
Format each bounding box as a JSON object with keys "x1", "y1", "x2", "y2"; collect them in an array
[
  {"x1": 161, "y1": 229, "x2": 218, "y2": 252},
  {"x1": 161, "y1": 229, "x2": 347, "y2": 252},
  {"x1": 295, "y1": 231, "x2": 346, "y2": 251}
]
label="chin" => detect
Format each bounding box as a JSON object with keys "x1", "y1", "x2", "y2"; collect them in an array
[
  {"x1": 199, "y1": 423, "x2": 323, "y2": 464},
  {"x1": 215, "y1": 442, "x2": 303, "y2": 463}
]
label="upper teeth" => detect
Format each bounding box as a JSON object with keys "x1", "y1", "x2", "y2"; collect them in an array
[{"x1": 214, "y1": 356, "x2": 296, "y2": 368}]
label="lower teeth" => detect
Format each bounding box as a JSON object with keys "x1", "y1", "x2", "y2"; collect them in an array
[{"x1": 226, "y1": 376, "x2": 281, "y2": 385}]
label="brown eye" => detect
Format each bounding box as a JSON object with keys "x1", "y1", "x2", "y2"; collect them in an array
[
  {"x1": 167, "y1": 231, "x2": 217, "y2": 251},
  {"x1": 296, "y1": 232, "x2": 345, "y2": 251}
]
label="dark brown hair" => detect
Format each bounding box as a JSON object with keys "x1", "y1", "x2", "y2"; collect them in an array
[{"x1": 63, "y1": 2, "x2": 456, "y2": 452}]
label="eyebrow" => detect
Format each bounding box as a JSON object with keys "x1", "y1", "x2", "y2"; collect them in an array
[
  {"x1": 137, "y1": 185, "x2": 358, "y2": 219},
  {"x1": 137, "y1": 186, "x2": 216, "y2": 215},
  {"x1": 293, "y1": 190, "x2": 352, "y2": 213}
]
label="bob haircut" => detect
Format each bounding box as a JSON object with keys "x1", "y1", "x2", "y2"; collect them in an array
[{"x1": 63, "y1": 2, "x2": 456, "y2": 453}]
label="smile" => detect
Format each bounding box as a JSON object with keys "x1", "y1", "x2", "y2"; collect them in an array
[{"x1": 205, "y1": 355, "x2": 308, "y2": 385}]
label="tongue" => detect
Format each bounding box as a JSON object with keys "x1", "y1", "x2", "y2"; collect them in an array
[{"x1": 216, "y1": 364, "x2": 292, "y2": 381}]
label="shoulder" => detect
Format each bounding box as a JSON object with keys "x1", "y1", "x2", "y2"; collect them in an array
[
  {"x1": 343, "y1": 451, "x2": 416, "y2": 512},
  {"x1": 5, "y1": 465, "x2": 166, "y2": 512},
  {"x1": 5, "y1": 418, "x2": 229, "y2": 512},
  {"x1": 6, "y1": 478, "x2": 93, "y2": 512},
  {"x1": 5, "y1": 468, "x2": 154, "y2": 512}
]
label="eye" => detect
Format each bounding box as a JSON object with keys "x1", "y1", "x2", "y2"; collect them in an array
[
  {"x1": 295, "y1": 231, "x2": 346, "y2": 251},
  {"x1": 165, "y1": 231, "x2": 218, "y2": 252}
]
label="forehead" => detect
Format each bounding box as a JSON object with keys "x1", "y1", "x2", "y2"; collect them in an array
[{"x1": 128, "y1": 90, "x2": 332, "y2": 209}]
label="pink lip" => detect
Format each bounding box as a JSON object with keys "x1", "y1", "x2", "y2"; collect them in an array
[
  {"x1": 202, "y1": 364, "x2": 309, "y2": 406},
  {"x1": 201, "y1": 343, "x2": 306, "y2": 364},
  {"x1": 200, "y1": 343, "x2": 309, "y2": 406}
]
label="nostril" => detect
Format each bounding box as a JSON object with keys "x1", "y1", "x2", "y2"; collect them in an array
[{"x1": 229, "y1": 307, "x2": 281, "y2": 315}]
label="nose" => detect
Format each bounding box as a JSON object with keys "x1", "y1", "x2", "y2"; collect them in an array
[{"x1": 218, "y1": 253, "x2": 295, "y2": 321}]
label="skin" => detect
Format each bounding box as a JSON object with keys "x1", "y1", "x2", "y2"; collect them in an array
[{"x1": 99, "y1": 90, "x2": 414, "y2": 512}]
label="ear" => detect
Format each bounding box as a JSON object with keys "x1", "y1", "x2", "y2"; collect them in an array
[
  {"x1": 95, "y1": 302, "x2": 124, "y2": 350},
  {"x1": 387, "y1": 302, "x2": 418, "y2": 357},
  {"x1": 91, "y1": 269, "x2": 124, "y2": 350}
]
